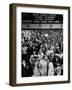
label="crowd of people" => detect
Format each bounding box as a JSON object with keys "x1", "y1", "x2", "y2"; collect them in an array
[{"x1": 21, "y1": 30, "x2": 63, "y2": 77}]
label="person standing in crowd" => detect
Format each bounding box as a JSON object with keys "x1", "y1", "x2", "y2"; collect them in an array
[
  {"x1": 30, "y1": 51, "x2": 40, "y2": 76},
  {"x1": 48, "y1": 53, "x2": 54, "y2": 76},
  {"x1": 22, "y1": 60, "x2": 29, "y2": 77},
  {"x1": 22, "y1": 45, "x2": 33, "y2": 77},
  {"x1": 39, "y1": 55, "x2": 48, "y2": 76},
  {"x1": 53, "y1": 56, "x2": 62, "y2": 75},
  {"x1": 38, "y1": 48, "x2": 44, "y2": 60},
  {"x1": 54, "y1": 43, "x2": 63, "y2": 75}
]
